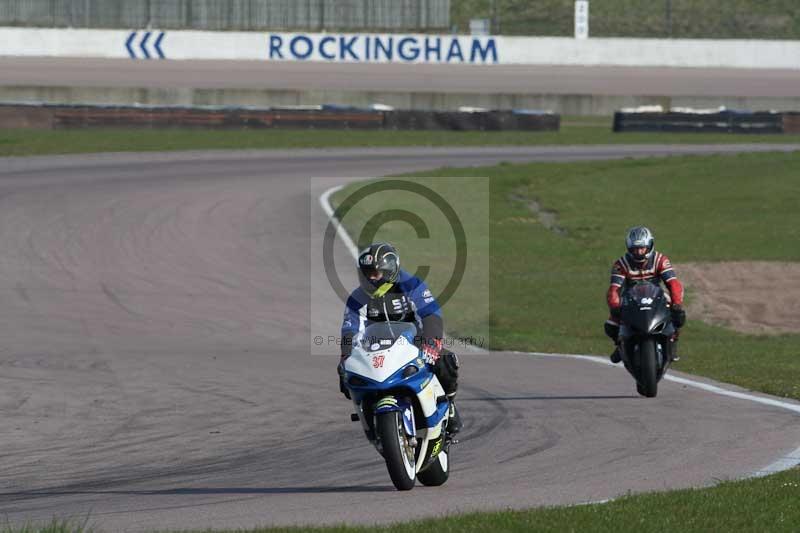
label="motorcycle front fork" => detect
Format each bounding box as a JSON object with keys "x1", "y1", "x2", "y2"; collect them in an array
[{"x1": 620, "y1": 337, "x2": 672, "y2": 365}]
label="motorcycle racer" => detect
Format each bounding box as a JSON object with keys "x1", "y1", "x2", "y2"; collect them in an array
[
  {"x1": 338, "y1": 242, "x2": 462, "y2": 434},
  {"x1": 605, "y1": 226, "x2": 686, "y2": 363}
]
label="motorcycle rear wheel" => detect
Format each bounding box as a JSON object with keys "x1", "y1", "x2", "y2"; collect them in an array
[
  {"x1": 377, "y1": 411, "x2": 416, "y2": 490},
  {"x1": 418, "y1": 449, "x2": 449, "y2": 486},
  {"x1": 638, "y1": 338, "x2": 658, "y2": 398}
]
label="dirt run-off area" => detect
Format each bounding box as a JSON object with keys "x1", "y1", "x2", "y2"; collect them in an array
[{"x1": 678, "y1": 261, "x2": 800, "y2": 335}]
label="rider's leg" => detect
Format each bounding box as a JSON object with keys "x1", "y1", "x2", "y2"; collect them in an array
[
  {"x1": 668, "y1": 328, "x2": 681, "y2": 362},
  {"x1": 434, "y1": 350, "x2": 461, "y2": 434},
  {"x1": 604, "y1": 320, "x2": 621, "y2": 363}
]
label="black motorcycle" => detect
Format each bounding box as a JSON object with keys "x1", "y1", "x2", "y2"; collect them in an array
[{"x1": 619, "y1": 281, "x2": 676, "y2": 398}]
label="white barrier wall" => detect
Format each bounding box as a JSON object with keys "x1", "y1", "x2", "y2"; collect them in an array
[{"x1": 2, "y1": 27, "x2": 800, "y2": 69}]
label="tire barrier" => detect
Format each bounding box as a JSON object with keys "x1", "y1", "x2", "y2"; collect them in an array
[
  {"x1": 613, "y1": 109, "x2": 789, "y2": 134},
  {"x1": 383, "y1": 110, "x2": 559, "y2": 131},
  {"x1": 0, "y1": 103, "x2": 560, "y2": 131},
  {"x1": 783, "y1": 112, "x2": 800, "y2": 134}
]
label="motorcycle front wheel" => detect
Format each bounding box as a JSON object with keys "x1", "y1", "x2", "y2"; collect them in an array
[
  {"x1": 637, "y1": 338, "x2": 658, "y2": 398},
  {"x1": 377, "y1": 411, "x2": 416, "y2": 490}
]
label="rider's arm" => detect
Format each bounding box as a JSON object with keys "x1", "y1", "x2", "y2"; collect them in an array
[
  {"x1": 607, "y1": 260, "x2": 626, "y2": 312},
  {"x1": 658, "y1": 254, "x2": 684, "y2": 305},
  {"x1": 421, "y1": 313, "x2": 444, "y2": 342},
  {"x1": 340, "y1": 291, "x2": 367, "y2": 358},
  {"x1": 401, "y1": 275, "x2": 444, "y2": 357},
  {"x1": 404, "y1": 275, "x2": 441, "y2": 320}
]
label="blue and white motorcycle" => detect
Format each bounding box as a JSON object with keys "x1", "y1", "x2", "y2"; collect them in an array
[{"x1": 341, "y1": 321, "x2": 453, "y2": 491}]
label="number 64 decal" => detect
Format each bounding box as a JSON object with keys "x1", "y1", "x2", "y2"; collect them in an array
[{"x1": 372, "y1": 355, "x2": 385, "y2": 368}]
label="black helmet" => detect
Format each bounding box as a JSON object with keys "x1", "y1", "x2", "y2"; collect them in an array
[
  {"x1": 358, "y1": 242, "x2": 400, "y2": 297},
  {"x1": 625, "y1": 226, "x2": 655, "y2": 265}
]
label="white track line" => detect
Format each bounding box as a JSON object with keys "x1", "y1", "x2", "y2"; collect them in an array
[
  {"x1": 319, "y1": 184, "x2": 359, "y2": 260},
  {"x1": 320, "y1": 183, "x2": 800, "y2": 478}
]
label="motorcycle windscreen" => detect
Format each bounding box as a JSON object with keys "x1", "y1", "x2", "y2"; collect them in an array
[
  {"x1": 345, "y1": 321, "x2": 420, "y2": 383},
  {"x1": 620, "y1": 282, "x2": 670, "y2": 334},
  {"x1": 359, "y1": 321, "x2": 417, "y2": 352}
]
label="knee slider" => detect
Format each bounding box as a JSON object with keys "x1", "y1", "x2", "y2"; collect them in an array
[
  {"x1": 443, "y1": 351, "x2": 459, "y2": 377},
  {"x1": 604, "y1": 322, "x2": 619, "y2": 340}
]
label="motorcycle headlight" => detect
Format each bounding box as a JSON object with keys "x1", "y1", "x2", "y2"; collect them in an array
[{"x1": 402, "y1": 365, "x2": 419, "y2": 378}]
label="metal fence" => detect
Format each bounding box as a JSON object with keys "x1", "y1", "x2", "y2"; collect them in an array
[
  {"x1": 5, "y1": 0, "x2": 797, "y2": 37},
  {"x1": 451, "y1": 0, "x2": 800, "y2": 39},
  {"x1": 0, "y1": 0, "x2": 451, "y2": 31}
]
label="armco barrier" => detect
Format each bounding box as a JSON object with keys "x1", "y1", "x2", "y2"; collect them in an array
[
  {"x1": 0, "y1": 103, "x2": 560, "y2": 131},
  {"x1": 613, "y1": 110, "x2": 785, "y2": 134}
]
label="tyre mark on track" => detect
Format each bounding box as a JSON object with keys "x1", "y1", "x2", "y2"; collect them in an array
[{"x1": 101, "y1": 282, "x2": 141, "y2": 317}]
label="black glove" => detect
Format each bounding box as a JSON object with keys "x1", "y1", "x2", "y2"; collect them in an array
[
  {"x1": 337, "y1": 358, "x2": 351, "y2": 400},
  {"x1": 671, "y1": 304, "x2": 686, "y2": 328}
]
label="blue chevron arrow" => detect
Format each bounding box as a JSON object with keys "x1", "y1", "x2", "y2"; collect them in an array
[
  {"x1": 125, "y1": 31, "x2": 137, "y2": 58},
  {"x1": 154, "y1": 32, "x2": 166, "y2": 59},
  {"x1": 140, "y1": 31, "x2": 152, "y2": 59}
]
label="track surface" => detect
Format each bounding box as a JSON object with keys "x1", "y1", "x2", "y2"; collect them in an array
[
  {"x1": 2, "y1": 58, "x2": 800, "y2": 97},
  {"x1": 1, "y1": 145, "x2": 800, "y2": 531}
]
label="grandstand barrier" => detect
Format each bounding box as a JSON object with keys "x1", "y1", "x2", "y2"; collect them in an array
[{"x1": 0, "y1": 102, "x2": 560, "y2": 131}]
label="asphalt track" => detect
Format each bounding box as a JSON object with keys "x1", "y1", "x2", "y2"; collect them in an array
[
  {"x1": 1, "y1": 145, "x2": 800, "y2": 532},
  {"x1": 2, "y1": 58, "x2": 800, "y2": 97}
]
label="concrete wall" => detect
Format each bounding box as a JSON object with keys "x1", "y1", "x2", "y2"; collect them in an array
[{"x1": 2, "y1": 27, "x2": 800, "y2": 68}]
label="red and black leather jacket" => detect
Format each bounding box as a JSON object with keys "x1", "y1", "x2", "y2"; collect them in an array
[{"x1": 606, "y1": 251, "x2": 684, "y2": 323}]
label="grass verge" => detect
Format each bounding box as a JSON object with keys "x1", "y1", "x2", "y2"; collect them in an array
[
  {"x1": 2, "y1": 517, "x2": 93, "y2": 533},
  {"x1": 2, "y1": 123, "x2": 800, "y2": 157}
]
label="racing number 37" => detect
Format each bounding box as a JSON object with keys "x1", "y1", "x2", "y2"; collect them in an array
[{"x1": 372, "y1": 355, "x2": 385, "y2": 368}]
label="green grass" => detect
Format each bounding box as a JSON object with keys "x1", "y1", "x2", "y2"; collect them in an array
[
  {"x1": 2, "y1": 125, "x2": 800, "y2": 157},
  {"x1": 1, "y1": 517, "x2": 93, "y2": 533},
  {"x1": 331, "y1": 177, "x2": 491, "y2": 342},
  {"x1": 333, "y1": 152, "x2": 800, "y2": 400},
  {"x1": 452, "y1": 0, "x2": 800, "y2": 39}
]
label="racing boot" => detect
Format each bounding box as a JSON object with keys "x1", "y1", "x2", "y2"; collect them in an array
[
  {"x1": 605, "y1": 321, "x2": 622, "y2": 364},
  {"x1": 668, "y1": 337, "x2": 680, "y2": 362},
  {"x1": 610, "y1": 343, "x2": 622, "y2": 364},
  {"x1": 446, "y1": 394, "x2": 462, "y2": 436}
]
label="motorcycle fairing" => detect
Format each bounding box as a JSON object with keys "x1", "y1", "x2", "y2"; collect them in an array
[
  {"x1": 344, "y1": 340, "x2": 418, "y2": 383},
  {"x1": 374, "y1": 396, "x2": 416, "y2": 438}
]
